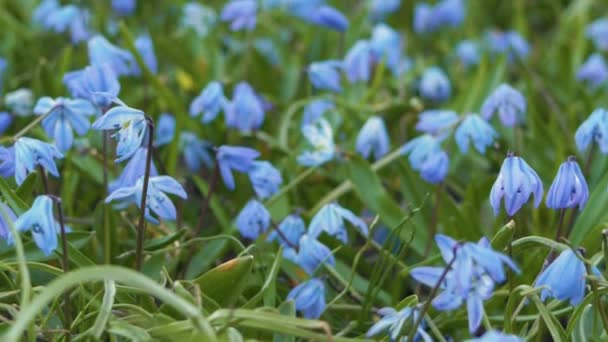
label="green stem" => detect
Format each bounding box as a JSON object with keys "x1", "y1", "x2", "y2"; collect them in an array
[
  {"x1": 9, "y1": 109, "x2": 53, "y2": 143},
  {"x1": 265, "y1": 167, "x2": 316, "y2": 207},
  {"x1": 135, "y1": 118, "x2": 154, "y2": 272}
]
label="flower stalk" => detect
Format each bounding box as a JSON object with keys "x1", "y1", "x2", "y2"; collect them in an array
[{"x1": 135, "y1": 117, "x2": 155, "y2": 272}]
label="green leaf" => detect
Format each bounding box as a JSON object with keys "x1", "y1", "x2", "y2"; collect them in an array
[
  {"x1": 529, "y1": 294, "x2": 568, "y2": 342},
  {"x1": 0, "y1": 231, "x2": 94, "y2": 262},
  {"x1": 15, "y1": 172, "x2": 37, "y2": 202},
  {"x1": 273, "y1": 301, "x2": 296, "y2": 342},
  {"x1": 0, "y1": 177, "x2": 28, "y2": 214},
  {"x1": 192, "y1": 255, "x2": 254, "y2": 307},
  {"x1": 570, "y1": 170, "x2": 608, "y2": 249},
  {"x1": 144, "y1": 229, "x2": 186, "y2": 250}
]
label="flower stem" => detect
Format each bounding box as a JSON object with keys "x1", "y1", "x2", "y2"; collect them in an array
[
  {"x1": 10, "y1": 109, "x2": 52, "y2": 143},
  {"x1": 102, "y1": 130, "x2": 112, "y2": 265},
  {"x1": 135, "y1": 118, "x2": 155, "y2": 272},
  {"x1": 554, "y1": 208, "x2": 567, "y2": 243},
  {"x1": 423, "y1": 183, "x2": 443, "y2": 258},
  {"x1": 52, "y1": 196, "x2": 72, "y2": 335},
  {"x1": 192, "y1": 162, "x2": 220, "y2": 238},
  {"x1": 38, "y1": 165, "x2": 49, "y2": 194}
]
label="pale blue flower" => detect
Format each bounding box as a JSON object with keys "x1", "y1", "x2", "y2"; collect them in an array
[
  {"x1": 307, "y1": 5, "x2": 349, "y2": 32},
  {"x1": 5, "y1": 89, "x2": 33, "y2": 117},
  {"x1": 301, "y1": 99, "x2": 334, "y2": 128},
  {"x1": 105, "y1": 175, "x2": 187, "y2": 224},
  {"x1": 400, "y1": 134, "x2": 448, "y2": 183},
  {"x1": 13, "y1": 196, "x2": 60, "y2": 256},
  {"x1": 586, "y1": 18, "x2": 608, "y2": 51},
  {"x1": 134, "y1": 34, "x2": 158, "y2": 74},
  {"x1": 356, "y1": 116, "x2": 390, "y2": 160},
  {"x1": 236, "y1": 199, "x2": 271, "y2": 240},
  {"x1": 367, "y1": 306, "x2": 432, "y2": 342},
  {"x1": 154, "y1": 113, "x2": 175, "y2": 147},
  {"x1": 455, "y1": 114, "x2": 497, "y2": 154},
  {"x1": 34, "y1": 97, "x2": 95, "y2": 152},
  {"x1": 92, "y1": 106, "x2": 148, "y2": 163},
  {"x1": 224, "y1": 82, "x2": 266, "y2": 132},
  {"x1": 0, "y1": 112, "x2": 13, "y2": 135},
  {"x1": 577, "y1": 53, "x2": 608, "y2": 89},
  {"x1": 490, "y1": 153, "x2": 543, "y2": 216},
  {"x1": 481, "y1": 83, "x2": 526, "y2": 127},
  {"x1": 420, "y1": 150, "x2": 449, "y2": 184},
  {"x1": 63, "y1": 64, "x2": 120, "y2": 108},
  {"x1": 535, "y1": 249, "x2": 588, "y2": 305},
  {"x1": 112, "y1": 0, "x2": 136, "y2": 16},
  {"x1": 485, "y1": 30, "x2": 530, "y2": 61},
  {"x1": 546, "y1": 157, "x2": 589, "y2": 210},
  {"x1": 190, "y1": 81, "x2": 227, "y2": 124},
  {"x1": 287, "y1": 278, "x2": 326, "y2": 319},
  {"x1": 468, "y1": 330, "x2": 523, "y2": 342},
  {"x1": 297, "y1": 118, "x2": 335, "y2": 167},
  {"x1": 368, "y1": 0, "x2": 401, "y2": 21},
  {"x1": 575, "y1": 108, "x2": 608, "y2": 153},
  {"x1": 216, "y1": 145, "x2": 260, "y2": 190},
  {"x1": 267, "y1": 214, "x2": 306, "y2": 248},
  {"x1": 419, "y1": 67, "x2": 451, "y2": 102},
  {"x1": 248, "y1": 161, "x2": 282, "y2": 199},
  {"x1": 435, "y1": 0, "x2": 465, "y2": 28},
  {"x1": 0, "y1": 202, "x2": 16, "y2": 242},
  {"x1": 109, "y1": 147, "x2": 158, "y2": 192},
  {"x1": 308, "y1": 60, "x2": 343, "y2": 92},
  {"x1": 221, "y1": 0, "x2": 257, "y2": 31},
  {"x1": 344, "y1": 40, "x2": 372, "y2": 83},
  {"x1": 369, "y1": 23, "x2": 402, "y2": 75},
  {"x1": 0, "y1": 147, "x2": 15, "y2": 178},
  {"x1": 88, "y1": 35, "x2": 136, "y2": 76},
  {"x1": 0, "y1": 58, "x2": 6, "y2": 92},
  {"x1": 181, "y1": 2, "x2": 217, "y2": 37},
  {"x1": 179, "y1": 132, "x2": 213, "y2": 172},
  {"x1": 297, "y1": 234, "x2": 335, "y2": 274},
  {"x1": 415, "y1": 110, "x2": 459, "y2": 135},
  {"x1": 309, "y1": 202, "x2": 368, "y2": 242},
  {"x1": 413, "y1": 3, "x2": 437, "y2": 33},
  {"x1": 14, "y1": 137, "x2": 63, "y2": 186},
  {"x1": 456, "y1": 40, "x2": 480, "y2": 68}
]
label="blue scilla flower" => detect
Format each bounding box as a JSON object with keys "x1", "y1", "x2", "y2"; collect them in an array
[
  {"x1": 224, "y1": 82, "x2": 266, "y2": 133},
  {"x1": 401, "y1": 134, "x2": 448, "y2": 183},
  {"x1": 344, "y1": 40, "x2": 372, "y2": 83},
  {"x1": 575, "y1": 108, "x2": 608, "y2": 153},
  {"x1": 109, "y1": 147, "x2": 158, "y2": 192},
  {"x1": 0, "y1": 57, "x2": 6, "y2": 91},
  {"x1": 470, "y1": 330, "x2": 524, "y2": 342},
  {"x1": 367, "y1": 306, "x2": 432, "y2": 342},
  {"x1": 486, "y1": 30, "x2": 530, "y2": 61},
  {"x1": 481, "y1": 83, "x2": 526, "y2": 127},
  {"x1": 0, "y1": 112, "x2": 13, "y2": 135},
  {"x1": 5, "y1": 89, "x2": 33, "y2": 117},
  {"x1": 435, "y1": 0, "x2": 465, "y2": 28},
  {"x1": 88, "y1": 35, "x2": 136, "y2": 77},
  {"x1": 490, "y1": 153, "x2": 543, "y2": 216},
  {"x1": 63, "y1": 64, "x2": 121, "y2": 109},
  {"x1": 221, "y1": 0, "x2": 257, "y2": 31},
  {"x1": 297, "y1": 118, "x2": 336, "y2": 167},
  {"x1": 154, "y1": 113, "x2": 175, "y2": 147},
  {"x1": 456, "y1": 40, "x2": 480, "y2": 68},
  {"x1": 308, "y1": 6, "x2": 349, "y2": 32},
  {"x1": 419, "y1": 67, "x2": 451, "y2": 102},
  {"x1": 236, "y1": 199, "x2": 271, "y2": 240},
  {"x1": 308, "y1": 60, "x2": 343, "y2": 93},
  {"x1": 0, "y1": 202, "x2": 16, "y2": 242},
  {"x1": 106, "y1": 175, "x2": 187, "y2": 224},
  {"x1": 415, "y1": 110, "x2": 459, "y2": 135},
  {"x1": 587, "y1": 18, "x2": 608, "y2": 51},
  {"x1": 267, "y1": 214, "x2": 306, "y2": 248},
  {"x1": 14, "y1": 137, "x2": 63, "y2": 186},
  {"x1": 13, "y1": 196, "x2": 60, "y2": 256},
  {"x1": 297, "y1": 234, "x2": 335, "y2": 274},
  {"x1": 179, "y1": 132, "x2": 213, "y2": 172},
  {"x1": 535, "y1": 248, "x2": 588, "y2": 305},
  {"x1": 216, "y1": 145, "x2": 260, "y2": 190},
  {"x1": 413, "y1": 3, "x2": 437, "y2": 34},
  {"x1": 181, "y1": 2, "x2": 217, "y2": 37},
  {"x1": 576, "y1": 53, "x2": 608, "y2": 89},
  {"x1": 301, "y1": 99, "x2": 334, "y2": 128},
  {"x1": 134, "y1": 34, "x2": 158, "y2": 74},
  {"x1": 368, "y1": 0, "x2": 401, "y2": 21},
  {"x1": 0, "y1": 147, "x2": 15, "y2": 178},
  {"x1": 189, "y1": 81, "x2": 226, "y2": 124},
  {"x1": 92, "y1": 106, "x2": 148, "y2": 163},
  {"x1": 420, "y1": 150, "x2": 449, "y2": 184},
  {"x1": 67, "y1": 9, "x2": 90, "y2": 44},
  {"x1": 287, "y1": 278, "x2": 326, "y2": 319},
  {"x1": 546, "y1": 157, "x2": 589, "y2": 210},
  {"x1": 112, "y1": 0, "x2": 136, "y2": 16},
  {"x1": 455, "y1": 114, "x2": 497, "y2": 154},
  {"x1": 309, "y1": 202, "x2": 368, "y2": 242},
  {"x1": 33, "y1": 97, "x2": 95, "y2": 152},
  {"x1": 33, "y1": 0, "x2": 59, "y2": 27},
  {"x1": 248, "y1": 161, "x2": 283, "y2": 199},
  {"x1": 356, "y1": 116, "x2": 390, "y2": 161},
  {"x1": 369, "y1": 24, "x2": 402, "y2": 76}
]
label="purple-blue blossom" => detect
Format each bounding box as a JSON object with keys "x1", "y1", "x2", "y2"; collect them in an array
[
  {"x1": 12, "y1": 195, "x2": 60, "y2": 256},
  {"x1": 575, "y1": 108, "x2": 608, "y2": 153},
  {"x1": 368, "y1": 0, "x2": 401, "y2": 21},
  {"x1": 546, "y1": 157, "x2": 589, "y2": 210},
  {"x1": 400, "y1": 134, "x2": 448, "y2": 183},
  {"x1": 454, "y1": 114, "x2": 497, "y2": 154},
  {"x1": 216, "y1": 145, "x2": 260, "y2": 190},
  {"x1": 535, "y1": 248, "x2": 588, "y2": 305},
  {"x1": 224, "y1": 82, "x2": 266, "y2": 132},
  {"x1": 88, "y1": 35, "x2": 136, "y2": 77},
  {"x1": 419, "y1": 67, "x2": 451, "y2": 102},
  {"x1": 297, "y1": 234, "x2": 335, "y2": 274},
  {"x1": 369, "y1": 23, "x2": 403, "y2": 76},
  {"x1": 14, "y1": 137, "x2": 63, "y2": 186},
  {"x1": 248, "y1": 161, "x2": 283, "y2": 199},
  {"x1": 415, "y1": 110, "x2": 459, "y2": 135},
  {"x1": 112, "y1": 0, "x2": 136, "y2": 16},
  {"x1": 577, "y1": 53, "x2": 608, "y2": 89},
  {"x1": 63, "y1": 64, "x2": 121, "y2": 108},
  {"x1": 344, "y1": 40, "x2": 372, "y2": 83},
  {"x1": 308, "y1": 202, "x2": 368, "y2": 242},
  {"x1": 0, "y1": 112, "x2": 13, "y2": 135},
  {"x1": 154, "y1": 113, "x2": 176, "y2": 147},
  {"x1": 0, "y1": 202, "x2": 16, "y2": 242},
  {"x1": 34, "y1": 97, "x2": 95, "y2": 152},
  {"x1": 308, "y1": 61, "x2": 343, "y2": 93},
  {"x1": 220, "y1": 0, "x2": 257, "y2": 31},
  {"x1": 586, "y1": 18, "x2": 608, "y2": 51},
  {"x1": 5, "y1": 89, "x2": 33, "y2": 117},
  {"x1": 490, "y1": 153, "x2": 543, "y2": 216},
  {"x1": 190, "y1": 81, "x2": 226, "y2": 124},
  {"x1": 481, "y1": 83, "x2": 526, "y2": 127},
  {"x1": 134, "y1": 34, "x2": 158, "y2": 74},
  {"x1": 179, "y1": 132, "x2": 213, "y2": 172},
  {"x1": 367, "y1": 306, "x2": 432, "y2": 341},
  {"x1": 356, "y1": 116, "x2": 390, "y2": 161},
  {"x1": 287, "y1": 278, "x2": 326, "y2": 319},
  {"x1": 297, "y1": 118, "x2": 335, "y2": 167},
  {"x1": 0, "y1": 147, "x2": 15, "y2": 178},
  {"x1": 92, "y1": 105, "x2": 148, "y2": 163},
  {"x1": 456, "y1": 40, "x2": 480, "y2": 68},
  {"x1": 301, "y1": 99, "x2": 334, "y2": 128},
  {"x1": 109, "y1": 147, "x2": 158, "y2": 193},
  {"x1": 236, "y1": 199, "x2": 271, "y2": 240}
]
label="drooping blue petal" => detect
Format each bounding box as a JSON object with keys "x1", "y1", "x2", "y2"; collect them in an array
[
  {"x1": 14, "y1": 196, "x2": 60, "y2": 256},
  {"x1": 546, "y1": 157, "x2": 589, "y2": 210},
  {"x1": 248, "y1": 161, "x2": 283, "y2": 199},
  {"x1": 216, "y1": 145, "x2": 260, "y2": 190},
  {"x1": 355, "y1": 116, "x2": 390, "y2": 160},
  {"x1": 236, "y1": 199, "x2": 270, "y2": 240},
  {"x1": 297, "y1": 234, "x2": 335, "y2": 274},
  {"x1": 287, "y1": 278, "x2": 326, "y2": 319}
]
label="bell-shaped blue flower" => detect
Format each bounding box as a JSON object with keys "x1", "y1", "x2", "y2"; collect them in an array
[
  {"x1": 420, "y1": 150, "x2": 449, "y2": 184},
  {"x1": 368, "y1": 0, "x2": 400, "y2": 21},
  {"x1": 356, "y1": 116, "x2": 390, "y2": 160},
  {"x1": 419, "y1": 67, "x2": 451, "y2": 102},
  {"x1": 88, "y1": 35, "x2": 136, "y2": 77},
  {"x1": 308, "y1": 60, "x2": 343, "y2": 93},
  {"x1": 455, "y1": 114, "x2": 497, "y2": 154},
  {"x1": 297, "y1": 118, "x2": 335, "y2": 167},
  {"x1": 267, "y1": 214, "x2": 306, "y2": 248},
  {"x1": 109, "y1": 147, "x2": 158, "y2": 192},
  {"x1": 546, "y1": 157, "x2": 589, "y2": 210},
  {"x1": 367, "y1": 306, "x2": 432, "y2": 342},
  {"x1": 5, "y1": 89, "x2": 33, "y2": 117},
  {"x1": 235, "y1": 199, "x2": 270, "y2": 240},
  {"x1": 92, "y1": 105, "x2": 148, "y2": 163},
  {"x1": 220, "y1": 0, "x2": 257, "y2": 31},
  {"x1": 401, "y1": 134, "x2": 448, "y2": 183},
  {"x1": 14, "y1": 137, "x2": 63, "y2": 186},
  {"x1": 63, "y1": 64, "x2": 120, "y2": 108},
  {"x1": 434, "y1": 0, "x2": 465, "y2": 28},
  {"x1": 575, "y1": 108, "x2": 608, "y2": 153},
  {"x1": 34, "y1": 97, "x2": 95, "y2": 152},
  {"x1": 586, "y1": 18, "x2": 608, "y2": 51},
  {"x1": 179, "y1": 132, "x2": 213, "y2": 172},
  {"x1": 344, "y1": 40, "x2": 372, "y2": 83},
  {"x1": 309, "y1": 202, "x2": 368, "y2": 242},
  {"x1": 369, "y1": 23, "x2": 402, "y2": 76},
  {"x1": 301, "y1": 99, "x2": 334, "y2": 128},
  {"x1": 308, "y1": 5, "x2": 349, "y2": 32},
  {"x1": 134, "y1": 34, "x2": 158, "y2": 74},
  {"x1": 0, "y1": 146, "x2": 15, "y2": 178},
  {"x1": 112, "y1": 0, "x2": 136, "y2": 16},
  {"x1": 485, "y1": 30, "x2": 530, "y2": 61},
  {"x1": 576, "y1": 53, "x2": 608, "y2": 89},
  {"x1": 297, "y1": 234, "x2": 335, "y2": 274},
  {"x1": 413, "y1": 3, "x2": 437, "y2": 33},
  {"x1": 0, "y1": 202, "x2": 17, "y2": 242},
  {"x1": 0, "y1": 112, "x2": 13, "y2": 135},
  {"x1": 190, "y1": 81, "x2": 226, "y2": 123},
  {"x1": 287, "y1": 278, "x2": 326, "y2": 319},
  {"x1": 224, "y1": 82, "x2": 266, "y2": 133},
  {"x1": 248, "y1": 161, "x2": 282, "y2": 199},
  {"x1": 490, "y1": 153, "x2": 543, "y2": 216},
  {"x1": 456, "y1": 40, "x2": 480, "y2": 68},
  {"x1": 181, "y1": 2, "x2": 217, "y2": 37},
  {"x1": 481, "y1": 83, "x2": 526, "y2": 127},
  {"x1": 106, "y1": 175, "x2": 187, "y2": 224},
  {"x1": 154, "y1": 113, "x2": 175, "y2": 147},
  {"x1": 471, "y1": 331, "x2": 523, "y2": 342},
  {"x1": 535, "y1": 248, "x2": 588, "y2": 305},
  {"x1": 13, "y1": 195, "x2": 60, "y2": 256},
  {"x1": 415, "y1": 110, "x2": 459, "y2": 135},
  {"x1": 216, "y1": 145, "x2": 260, "y2": 190}
]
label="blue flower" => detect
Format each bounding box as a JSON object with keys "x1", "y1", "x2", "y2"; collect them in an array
[
  {"x1": 189, "y1": 82, "x2": 227, "y2": 124},
  {"x1": 575, "y1": 108, "x2": 608, "y2": 153},
  {"x1": 179, "y1": 132, "x2": 213, "y2": 172},
  {"x1": 13, "y1": 196, "x2": 60, "y2": 256},
  {"x1": 456, "y1": 40, "x2": 480, "y2": 68},
  {"x1": 419, "y1": 67, "x2": 451, "y2": 102},
  {"x1": 236, "y1": 199, "x2": 271, "y2": 240},
  {"x1": 14, "y1": 137, "x2": 63, "y2": 186},
  {"x1": 587, "y1": 18, "x2": 608, "y2": 51},
  {"x1": 112, "y1": 0, "x2": 136, "y2": 16},
  {"x1": 481, "y1": 83, "x2": 526, "y2": 127},
  {"x1": 67, "y1": 9, "x2": 90, "y2": 44},
  {"x1": 287, "y1": 278, "x2": 326, "y2": 319},
  {"x1": 224, "y1": 82, "x2": 266, "y2": 132},
  {"x1": 106, "y1": 175, "x2": 187, "y2": 224},
  {"x1": 470, "y1": 330, "x2": 524, "y2": 342},
  {"x1": 154, "y1": 113, "x2": 175, "y2": 147},
  {"x1": 369, "y1": 24, "x2": 402, "y2": 76},
  {"x1": 33, "y1": 97, "x2": 95, "y2": 152},
  {"x1": 134, "y1": 34, "x2": 158, "y2": 74},
  {"x1": 0, "y1": 146, "x2": 15, "y2": 178},
  {"x1": 434, "y1": 0, "x2": 465, "y2": 28},
  {"x1": 368, "y1": 0, "x2": 401, "y2": 21},
  {"x1": 92, "y1": 106, "x2": 148, "y2": 163},
  {"x1": 88, "y1": 35, "x2": 136, "y2": 77},
  {"x1": 485, "y1": 30, "x2": 530, "y2": 61},
  {"x1": 307, "y1": 6, "x2": 349, "y2": 32},
  {"x1": 0, "y1": 112, "x2": 13, "y2": 135},
  {"x1": 33, "y1": 0, "x2": 59, "y2": 28},
  {"x1": 181, "y1": 2, "x2": 217, "y2": 37},
  {"x1": 546, "y1": 157, "x2": 589, "y2": 210},
  {"x1": 0, "y1": 57, "x2": 6, "y2": 92},
  {"x1": 297, "y1": 118, "x2": 335, "y2": 167},
  {"x1": 415, "y1": 110, "x2": 459, "y2": 135},
  {"x1": 535, "y1": 249, "x2": 588, "y2": 305},
  {"x1": 301, "y1": 99, "x2": 334, "y2": 128},
  {"x1": 308, "y1": 60, "x2": 343, "y2": 93},
  {"x1": 216, "y1": 145, "x2": 260, "y2": 190},
  {"x1": 455, "y1": 114, "x2": 497, "y2": 154},
  {"x1": 490, "y1": 153, "x2": 543, "y2": 216},
  {"x1": 0, "y1": 202, "x2": 16, "y2": 242},
  {"x1": 5, "y1": 89, "x2": 33, "y2": 117},
  {"x1": 344, "y1": 41, "x2": 372, "y2": 83},
  {"x1": 413, "y1": 3, "x2": 437, "y2": 33},
  {"x1": 267, "y1": 214, "x2": 306, "y2": 248},
  {"x1": 220, "y1": 0, "x2": 257, "y2": 31},
  {"x1": 309, "y1": 202, "x2": 368, "y2": 242},
  {"x1": 109, "y1": 147, "x2": 158, "y2": 192},
  {"x1": 356, "y1": 116, "x2": 390, "y2": 160},
  {"x1": 248, "y1": 161, "x2": 282, "y2": 199},
  {"x1": 297, "y1": 234, "x2": 335, "y2": 274},
  {"x1": 577, "y1": 53, "x2": 608, "y2": 89},
  {"x1": 63, "y1": 64, "x2": 121, "y2": 108},
  {"x1": 367, "y1": 306, "x2": 432, "y2": 342},
  {"x1": 401, "y1": 134, "x2": 448, "y2": 183},
  {"x1": 420, "y1": 150, "x2": 449, "y2": 184}
]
